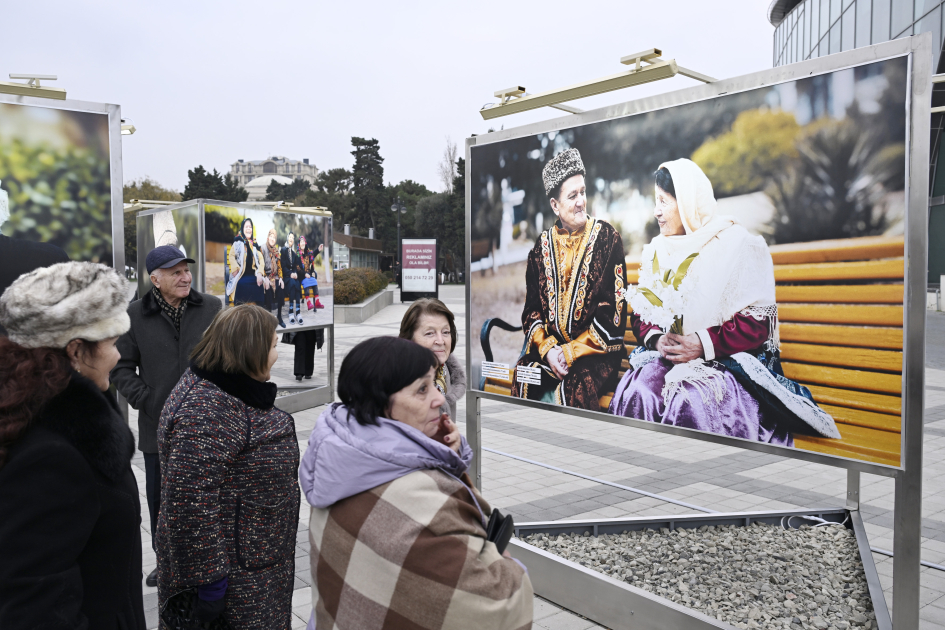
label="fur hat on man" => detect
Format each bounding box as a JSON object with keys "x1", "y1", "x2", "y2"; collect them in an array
[
  {"x1": 542, "y1": 148, "x2": 586, "y2": 198},
  {"x1": 0, "y1": 261, "x2": 130, "y2": 349}
]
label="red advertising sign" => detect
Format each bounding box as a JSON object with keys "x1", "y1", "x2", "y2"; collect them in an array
[{"x1": 402, "y1": 239, "x2": 437, "y2": 292}]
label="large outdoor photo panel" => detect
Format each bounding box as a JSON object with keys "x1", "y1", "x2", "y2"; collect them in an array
[
  {"x1": 0, "y1": 98, "x2": 120, "y2": 269},
  {"x1": 470, "y1": 56, "x2": 908, "y2": 468},
  {"x1": 205, "y1": 203, "x2": 333, "y2": 331}
]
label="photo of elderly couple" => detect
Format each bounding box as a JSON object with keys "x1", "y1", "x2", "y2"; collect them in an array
[
  {"x1": 205, "y1": 205, "x2": 333, "y2": 331},
  {"x1": 471, "y1": 56, "x2": 907, "y2": 467}
]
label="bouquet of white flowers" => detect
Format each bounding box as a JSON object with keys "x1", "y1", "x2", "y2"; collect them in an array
[{"x1": 626, "y1": 251, "x2": 699, "y2": 335}]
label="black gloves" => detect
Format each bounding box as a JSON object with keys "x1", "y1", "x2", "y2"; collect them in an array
[{"x1": 194, "y1": 597, "x2": 225, "y2": 622}]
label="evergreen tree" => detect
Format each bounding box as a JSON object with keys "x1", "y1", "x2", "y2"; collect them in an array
[
  {"x1": 315, "y1": 168, "x2": 353, "y2": 196},
  {"x1": 303, "y1": 168, "x2": 355, "y2": 227},
  {"x1": 265, "y1": 177, "x2": 312, "y2": 202},
  {"x1": 350, "y1": 137, "x2": 385, "y2": 231},
  {"x1": 123, "y1": 177, "x2": 181, "y2": 203},
  {"x1": 181, "y1": 165, "x2": 248, "y2": 202}
]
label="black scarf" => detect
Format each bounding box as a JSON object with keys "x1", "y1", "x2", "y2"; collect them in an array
[
  {"x1": 190, "y1": 363, "x2": 277, "y2": 410},
  {"x1": 152, "y1": 286, "x2": 187, "y2": 332}
]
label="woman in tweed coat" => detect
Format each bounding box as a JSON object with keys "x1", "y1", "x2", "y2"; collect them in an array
[
  {"x1": 156, "y1": 305, "x2": 300, "y2": 629},
  {"x1": 300, "y1": 336, "x2": 532, "y2": 630}
]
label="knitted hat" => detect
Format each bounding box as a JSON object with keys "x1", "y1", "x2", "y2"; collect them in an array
[
  {"x1": 0, "y1": 261, "x2": 130, "y2": 349},
  {"x1": 542, "y1": 148, "x2": 586, "y2": 197}
]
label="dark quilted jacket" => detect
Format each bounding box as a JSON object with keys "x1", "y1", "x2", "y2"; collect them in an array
[{"x1": 155, "y1": 369, "x2": 300, "y2": 629}]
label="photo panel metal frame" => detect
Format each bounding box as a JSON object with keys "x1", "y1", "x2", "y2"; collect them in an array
[
  {"x1": 132, "y1": 198, "x2": 335, "y2": 411},
  {"x1": 0, "y1": 93, "x2": 125, "y2": 272},
  {"x1": 465, "y1": 34, "x2": 931, "y2": 630}
]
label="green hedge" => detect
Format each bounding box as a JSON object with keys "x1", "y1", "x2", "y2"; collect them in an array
[{"x1": 334, "y1": 267, "x2": 389, "y2": 305}]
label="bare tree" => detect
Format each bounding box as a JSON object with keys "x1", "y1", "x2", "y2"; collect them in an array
[{"x1": 438, "y1": 136, "x2": 458, "y2": 194}]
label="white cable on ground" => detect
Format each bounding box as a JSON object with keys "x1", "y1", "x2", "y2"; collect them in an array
[
  {"x1": 483, "y1": 446, "x2": 945, "y2": 573},
  {"x1": 483, "y1": 446, "x2": 717, "y2": 513}
]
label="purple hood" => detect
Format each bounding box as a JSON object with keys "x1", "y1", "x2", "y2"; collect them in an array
[{"x1": 299, "y1": 403, "x2": 474, "y2": 509}]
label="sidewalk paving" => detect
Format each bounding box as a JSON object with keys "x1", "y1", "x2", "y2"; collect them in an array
[{"x1": 132, "y1": 285, "x2": 945, "y2": 629}]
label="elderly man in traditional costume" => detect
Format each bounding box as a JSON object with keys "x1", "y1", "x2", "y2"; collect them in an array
[
  {"x1": 510, "y1": 148, "x2": 628, "y2": 409},
  {"x1": 608, "y1": 158, "x2": 840, "y2": 445}
]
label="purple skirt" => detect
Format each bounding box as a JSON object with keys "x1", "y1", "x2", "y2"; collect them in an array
[{"x1": 608, "y1": 358, "x2": 793, "y2": 446}]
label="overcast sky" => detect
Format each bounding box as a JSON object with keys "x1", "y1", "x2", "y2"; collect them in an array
[{"x1": 3, "y1": 0, "x2": 776, "y2": 194}]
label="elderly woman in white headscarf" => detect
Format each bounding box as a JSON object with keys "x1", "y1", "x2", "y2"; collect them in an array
[{"x1": 608, "y1": 159, "x2": 840, "y2": 445}]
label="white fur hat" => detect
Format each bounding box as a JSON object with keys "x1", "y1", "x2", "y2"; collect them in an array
[{"x1": 0, "y1": 261, "x2": 131, "y2": 349}]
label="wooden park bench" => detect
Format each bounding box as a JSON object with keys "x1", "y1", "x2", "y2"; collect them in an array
[{"x1": 479, "y1": 235, "x2": 904, "y2": 467}]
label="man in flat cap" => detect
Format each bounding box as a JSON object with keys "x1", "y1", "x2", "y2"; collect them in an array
[
  {"x1": 511, "y1": 148, "x2": 628, "y2": 409},
  {"x1": 110, "y1": 245, "x2": 221, "y2": 587}
]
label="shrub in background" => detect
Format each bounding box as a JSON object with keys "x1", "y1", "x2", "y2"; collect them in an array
[{"x1": 333, "y1": 267, "x2": 388, "y2": 305}]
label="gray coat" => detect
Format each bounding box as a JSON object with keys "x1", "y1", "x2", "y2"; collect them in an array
[
  {"x1": 440, "y1": 353, "x2": 467, "y2": 421},
  {"x1": 111, "y1": 289, "x2": 221, "y2": 453}
]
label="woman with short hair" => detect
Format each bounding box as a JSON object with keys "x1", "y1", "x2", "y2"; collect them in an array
[
  {"x1": 0, "y1": 262, "x2": 146, "y2": 630},
  {"x1": 157, "y1": 304, "x2": 300, "y2": 629},
  {"x1": 300, "y1": 336, "x2": 532, "y2": 630},
  {"x1": 399, "y1": 297, "x2": 466, "y2": 421}
]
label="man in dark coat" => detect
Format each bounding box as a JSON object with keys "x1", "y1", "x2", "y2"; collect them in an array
[
  {"x1": 111, "y1": 245, "x2": 221, "y2": 587},
  {"x1": 510, "y1": 148, "x2": 628, "y2": 409},
  {"x1": 0, "y1": 234, "x2": 70, "y2": 335}
]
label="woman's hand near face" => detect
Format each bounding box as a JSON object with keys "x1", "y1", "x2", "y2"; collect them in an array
[
  {"x1": 660, "y1": 332, "x2": 704, "y2": 364},
  {"x1": 546, "y1": 346, "x2": 569, "y2": 379},
  {"x1": 435, "y1": 413, "x2": 462, "y2": 453}
]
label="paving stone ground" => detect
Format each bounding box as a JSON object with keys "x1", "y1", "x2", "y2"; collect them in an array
[{"x1": 131, "y1": 286, "x2": 945, "y2": 629}]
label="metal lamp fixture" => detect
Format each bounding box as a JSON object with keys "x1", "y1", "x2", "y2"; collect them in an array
[
  {"x1": 121, "y1": 119, "x2": 136, "y2": 135},
  {"x1": 480, "y1": 48, "x2": 716, "y2": 120},
  {"x1": 391, "y1": 198, "x2": 407, "y2": 266},
  {"x1": 0, "y1": 74, "x2": 66, "y2": 100}
]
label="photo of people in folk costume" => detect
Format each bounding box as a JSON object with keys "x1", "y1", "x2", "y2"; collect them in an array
[
  {"x1": 473, "y1": 58, "x2": 906, "y2": 466},
  {"x1": 606, "y1": 158, "x2": 839, "y2": 446},
  {"x1": 223, "y1": 217, "x2": 329, "y2": 328},
  {"x1": 510, "y1": 149, "x2": 628, "y2": 410},
  {"x1": 510, "y1": 149, "x2": 840, "y2": 447}
]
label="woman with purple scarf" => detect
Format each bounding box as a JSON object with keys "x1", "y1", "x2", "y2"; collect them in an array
[{"x1": 299, "y1": 336, "x2": 533, "y2": 630}]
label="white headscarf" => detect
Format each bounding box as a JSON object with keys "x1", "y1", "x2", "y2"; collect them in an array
[
  {"x1": 638, "y1": 158, "x2": 776, "y2": 336},
  {"x1": 655, "y1": 158, "x2": 735, "y2": 260}
]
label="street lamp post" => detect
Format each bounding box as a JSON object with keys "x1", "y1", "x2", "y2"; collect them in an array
[{"x1": 391, "y1": 197, "x2": 407, "y2": 269}]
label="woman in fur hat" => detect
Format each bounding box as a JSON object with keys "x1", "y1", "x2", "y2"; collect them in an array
[{"x1": 0, "y1": 262, "x2": 146, "y2": 630}]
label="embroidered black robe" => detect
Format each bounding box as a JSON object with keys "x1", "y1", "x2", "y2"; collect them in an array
[{"x1": 511, "y1": 217, "x2": 627, "y2": 409}]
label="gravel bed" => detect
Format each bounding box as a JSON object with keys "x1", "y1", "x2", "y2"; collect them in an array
[{"x1": 523, "y1": 521, "x2": 877, "y2": 630}]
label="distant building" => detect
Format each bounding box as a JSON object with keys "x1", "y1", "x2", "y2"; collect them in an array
[
  {"x1": 333, "y1": 226, "x2": 383, "y2": 270},
  {"x1": 229, "y1": 156, "x2": 319, "y2": 201}
]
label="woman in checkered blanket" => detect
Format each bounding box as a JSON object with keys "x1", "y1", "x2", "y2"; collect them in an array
[{"x1": 299, "y1": 336, "x2": 533, "y2": 630}]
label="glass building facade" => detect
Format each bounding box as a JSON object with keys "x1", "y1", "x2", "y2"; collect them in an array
[
  {"x1": 771, "y1": 0, "x2": 945, "y2": 283},
  {"x1": 772, "y1": 0, "x2": 944, "y2": 67}
]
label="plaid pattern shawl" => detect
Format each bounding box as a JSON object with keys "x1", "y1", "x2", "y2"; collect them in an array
[{"x1": 309, "y1": 469, "x2": 533, "y2": 630}]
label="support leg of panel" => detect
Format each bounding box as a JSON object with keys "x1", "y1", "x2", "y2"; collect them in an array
[
  {"x1": 846, "y1": 469, "x2": 860, "y2": 511},
  {"x1": 327, "y1": 325, "x2": 335, "y2": 402},
  {"x1": 467, "y1": 393, "x2": 482, "y2": 491},
  {"x1": 893, "y1": 466, "x2": 922, "y2": 630}
]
